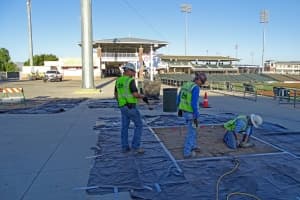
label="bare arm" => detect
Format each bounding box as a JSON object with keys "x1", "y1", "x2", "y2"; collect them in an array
[
  {"x1": 114, "y1": 85, "x2": 118, "y2": 99},
  {"x1": 132, "y1": 91, "x2": 144, "y2": 99}
]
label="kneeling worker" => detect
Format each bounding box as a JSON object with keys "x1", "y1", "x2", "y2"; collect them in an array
[{"x1": 223, "y1": 114, "x2": 263, "y2": 149}]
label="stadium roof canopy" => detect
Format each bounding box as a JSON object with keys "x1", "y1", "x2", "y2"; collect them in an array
[
  {"x1": 160, "y1": 55, "x2": 239, "y2": 62},
  {"x1": 91, "y1": 37, "x2": 168, "y2": 54}
]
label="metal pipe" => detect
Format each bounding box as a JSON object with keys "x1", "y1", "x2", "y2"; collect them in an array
[
  {"x1": 26, "y1": 0, "x2": 33, "y2": 66},
  {"x1": 184, "y1": 12, "x2": 188, "y2": 56},
  {"x1": 262, "y1": 23, "x2": 265, "y2": 73},
  {"x1": 260, "y1": 10, "x2": 269, "y2": 74},
  {"x1": 81, "y1": 0, "x2": 94, "y2": 88}
]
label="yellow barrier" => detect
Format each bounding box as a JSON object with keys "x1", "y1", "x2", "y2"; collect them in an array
[{"x1": 0, "y1": 87, "x2": 25, "y2": 103}]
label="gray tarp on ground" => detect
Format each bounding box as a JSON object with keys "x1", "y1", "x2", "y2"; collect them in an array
[
  {"x1": 0, "y1": 98, "x2": 86, "y2": 114},
  {"x1": 87, "y1": 99, "x2": 300, "y2": 199}
]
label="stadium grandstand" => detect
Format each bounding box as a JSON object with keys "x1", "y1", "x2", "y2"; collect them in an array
[
  {"x1": 155, "y1": 56, "x2": 300, "y2": 86},
  {"x1": 157, "y1": 55, "x2": 239, "y2": 75},
  {"x1": 20, "y1": 37, "x2": 300, "y2": 85}
]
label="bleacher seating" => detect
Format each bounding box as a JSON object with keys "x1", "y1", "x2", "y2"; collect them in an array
[
  {"x1": 285, "y1": 74, "x2": 300, "y2": 81},
  {"x1": 158, "y1": 73, "x2": 277, "y2": 85},
  {"x1": 263, "y1": 74, "x2": 293, "y2": 82}
]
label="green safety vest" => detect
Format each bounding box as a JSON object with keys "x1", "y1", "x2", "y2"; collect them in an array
[
  {"x1": 179, "y1": 81, "x2": 197, "y2": 112},
  {"x1": 224, "y1": 115, "x2": 248, "y2": 131},
  {"x1": 115, "y1": 76, "x2": 138, "y2": 107}
]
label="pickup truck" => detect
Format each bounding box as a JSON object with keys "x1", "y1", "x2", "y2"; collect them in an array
[{"x1": 43, "y1": 70, "x2": 63, "y2": 82}]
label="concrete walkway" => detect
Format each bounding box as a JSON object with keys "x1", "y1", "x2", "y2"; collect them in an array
[
  {"x1": 0, "y1": 78, "x2": 116, "y2": 200},
  {"x1": 0, "y1": 79, "x2": 299, "y2": 200},
  {"x1": 204, "y1": 90, "x2": 300, "y2": 131}
]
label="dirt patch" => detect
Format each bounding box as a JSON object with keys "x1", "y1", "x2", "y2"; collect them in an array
[
  {"x1": 153, "y1": 125, "x2": 279, "y2": 160},
  {"x1": 273, "y1": 83, "x2": 300, "y2": 89}
]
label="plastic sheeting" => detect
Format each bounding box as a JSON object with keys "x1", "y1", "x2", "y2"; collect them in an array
[
  {"x1": 0, "y1": 98, "x2": 86, "y2": 114},
  {"x1": 87, "y1": 99, "x2": 300, "y2": 199}
]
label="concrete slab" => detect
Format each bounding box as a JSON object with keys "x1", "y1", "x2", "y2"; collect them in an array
[
  {"x1": 0, "y1": 100, "x2": 99, "y2": 199},
  {"x1": 21, "y1": 169, "x2": 88, "y2": 200},
  {"x1": 1, "y1": 78, "x2": 300, "y2": 200},
  {"x1": 200, "y1": 90, "x2": 300, "y2": 131},
  {"x1": 0, "y1": 173, "x2": 35, "y2": 200}
]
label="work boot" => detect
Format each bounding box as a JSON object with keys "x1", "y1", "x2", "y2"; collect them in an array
[
  {"x1": 183, "y1": 151, "x2": 196, "y2": 159},
  {"x1": 192, "y1": 146, "x2": 201, "y2": 153},
  {"x1": 122, "y1": 147, "x2": 131, "y2": 153},
  {"x1": 239, "y1": 142, "x2": 254, "y2": 148},
  {"x1": 133, "y1": 148, "x2": 145, "y2": 155}
]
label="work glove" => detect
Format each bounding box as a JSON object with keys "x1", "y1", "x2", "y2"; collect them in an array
[
  {"x1": 193, "y1": 119, "x2": 199, "y2": 128},
  {"x1": 177, "y1": 109, "x2": 183, "y2": 117},
  {"x1": 142, "y1": 96, "x2": 149, "y2": 104},
  {"x1": 193, "y1": 112, "x2": 200, "y2": 120}
]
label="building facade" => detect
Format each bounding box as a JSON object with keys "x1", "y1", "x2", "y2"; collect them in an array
[{"x1": 265, "y1": 60, "x2": 300, "y2": 74}]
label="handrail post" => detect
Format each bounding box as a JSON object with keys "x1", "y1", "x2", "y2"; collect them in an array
[{"x1": 294, "y1": 89, "x2": 296, "y2": 108}]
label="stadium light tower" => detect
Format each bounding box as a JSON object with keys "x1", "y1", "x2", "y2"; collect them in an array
[
  {"x1": 180, "y1": 3, "x2": 191, "y2": 56},
  {"x1": 235, "y1": 44, "x2": 238, "y2": 59},
  {"x1": 26, "y1": 0, "x2": 33, "y2": 66},
  {"x1": 260, "y1": 9, "x2": 269, "y2": 73}
]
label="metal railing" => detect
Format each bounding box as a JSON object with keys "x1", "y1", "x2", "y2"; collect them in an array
[
  {"x1": 209, "y1": 82, "x2": 257, "y2": 101},
  {"x1": 273, "y1": 87, "x2": 300, "y2": 108}
]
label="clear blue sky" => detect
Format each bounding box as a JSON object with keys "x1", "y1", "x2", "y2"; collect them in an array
[{"x1": 1, "y1": 0, "x2": 299, "y2": 65}]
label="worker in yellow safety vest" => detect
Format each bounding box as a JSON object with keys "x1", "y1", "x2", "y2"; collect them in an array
[
  {"x1": 114, "y1": 63, "x2": 148, "y2": 155},
  {"x1": 223, "y1": 114, "x2": 263, "y2": 149},
  {"x1": 177, "y1": 72, "x2": 207, "y2": 158}
]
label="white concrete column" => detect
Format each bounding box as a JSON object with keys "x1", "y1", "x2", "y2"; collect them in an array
[
  {"x1": 81, "y1": 0, "x2": 94, "y2": 88},
  {"x1": 150, "y1": 45, "x2": 153, "y2": 81}
]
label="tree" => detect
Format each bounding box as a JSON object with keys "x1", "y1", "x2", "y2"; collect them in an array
[
  {"x1": 24, "y1": 54, "x2": 58, "y2": 66},
  {"x1": 0, "y1": 48, "x2": 18, "y2": 72},
  {"x1": 5, "y1": 62, "x2": 19, "y2": 72}
]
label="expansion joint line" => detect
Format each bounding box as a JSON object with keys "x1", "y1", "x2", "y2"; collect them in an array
[{"x1": 19, "y1": 114, "x2": 85, "y2": 200}]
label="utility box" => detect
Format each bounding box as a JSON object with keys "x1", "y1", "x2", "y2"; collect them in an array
[{"x1": 163, "y1": 88, "x2": 177, "y2": 112}]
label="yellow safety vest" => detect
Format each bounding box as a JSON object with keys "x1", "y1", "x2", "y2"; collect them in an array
[
  {"x1": 224, "y1": 115, "x2": 248, "y2": 131},
  {"x1": 115, "y1": 76, "x2": 138, "y2": 107},
  {"x1": 179, "y1": 82, "x2": 197, "y2": 112}
]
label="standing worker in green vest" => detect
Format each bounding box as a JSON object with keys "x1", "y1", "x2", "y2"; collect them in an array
[
  {"x1": 114, "y1": 63, "x2": 148, "y2": 154},
  {"x1": 177, "y1": 72, "x2": 207, "y2": 158},
  {"x1": 223, "y1": 114, "x2": 263, "y2": 149}
]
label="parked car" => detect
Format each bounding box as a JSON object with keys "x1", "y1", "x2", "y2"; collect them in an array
[{"x1": 43, "y1": 70, "x2": 63, "y2": 82}]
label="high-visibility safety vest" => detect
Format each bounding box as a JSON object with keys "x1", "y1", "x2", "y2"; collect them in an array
[
  {"x1": 115, "y1": 76, "x2": 138, "y2": 107},
  {"x1": 179, "y1": 81, "x2": 197, "y2": 112},
  {"x1": 224, "y1": 115, "x2": 248, "y2": 131}
]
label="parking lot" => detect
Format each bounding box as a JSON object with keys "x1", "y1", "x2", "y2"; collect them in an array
[
  {"x1": 0, "y1": 78, "x2": 116, "y2": 112},
  {"x1": 0, "y1": 79, "x2": 106, "y2": 98}
]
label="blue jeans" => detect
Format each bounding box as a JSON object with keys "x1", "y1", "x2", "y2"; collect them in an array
[
  {"x1": 223, "y1": 131, "x2": 237, "y2": 149},
  {"x1": 224, "y1": 127, "x2": 253, "y2": 149},
  {"x1": 183, "y1": 112, "x2": 198, "y2": 157},
  {"x1": 120, "y1": 106, "x2": 143, "y2": 150}
]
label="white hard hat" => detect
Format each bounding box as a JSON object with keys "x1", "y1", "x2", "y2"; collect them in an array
[
  {"x1": 250, "y1": 114, "x2": 263, "y2": 128},
  {"x1": 123, "y1": 63, "x2": 136, "y2": 72}
]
